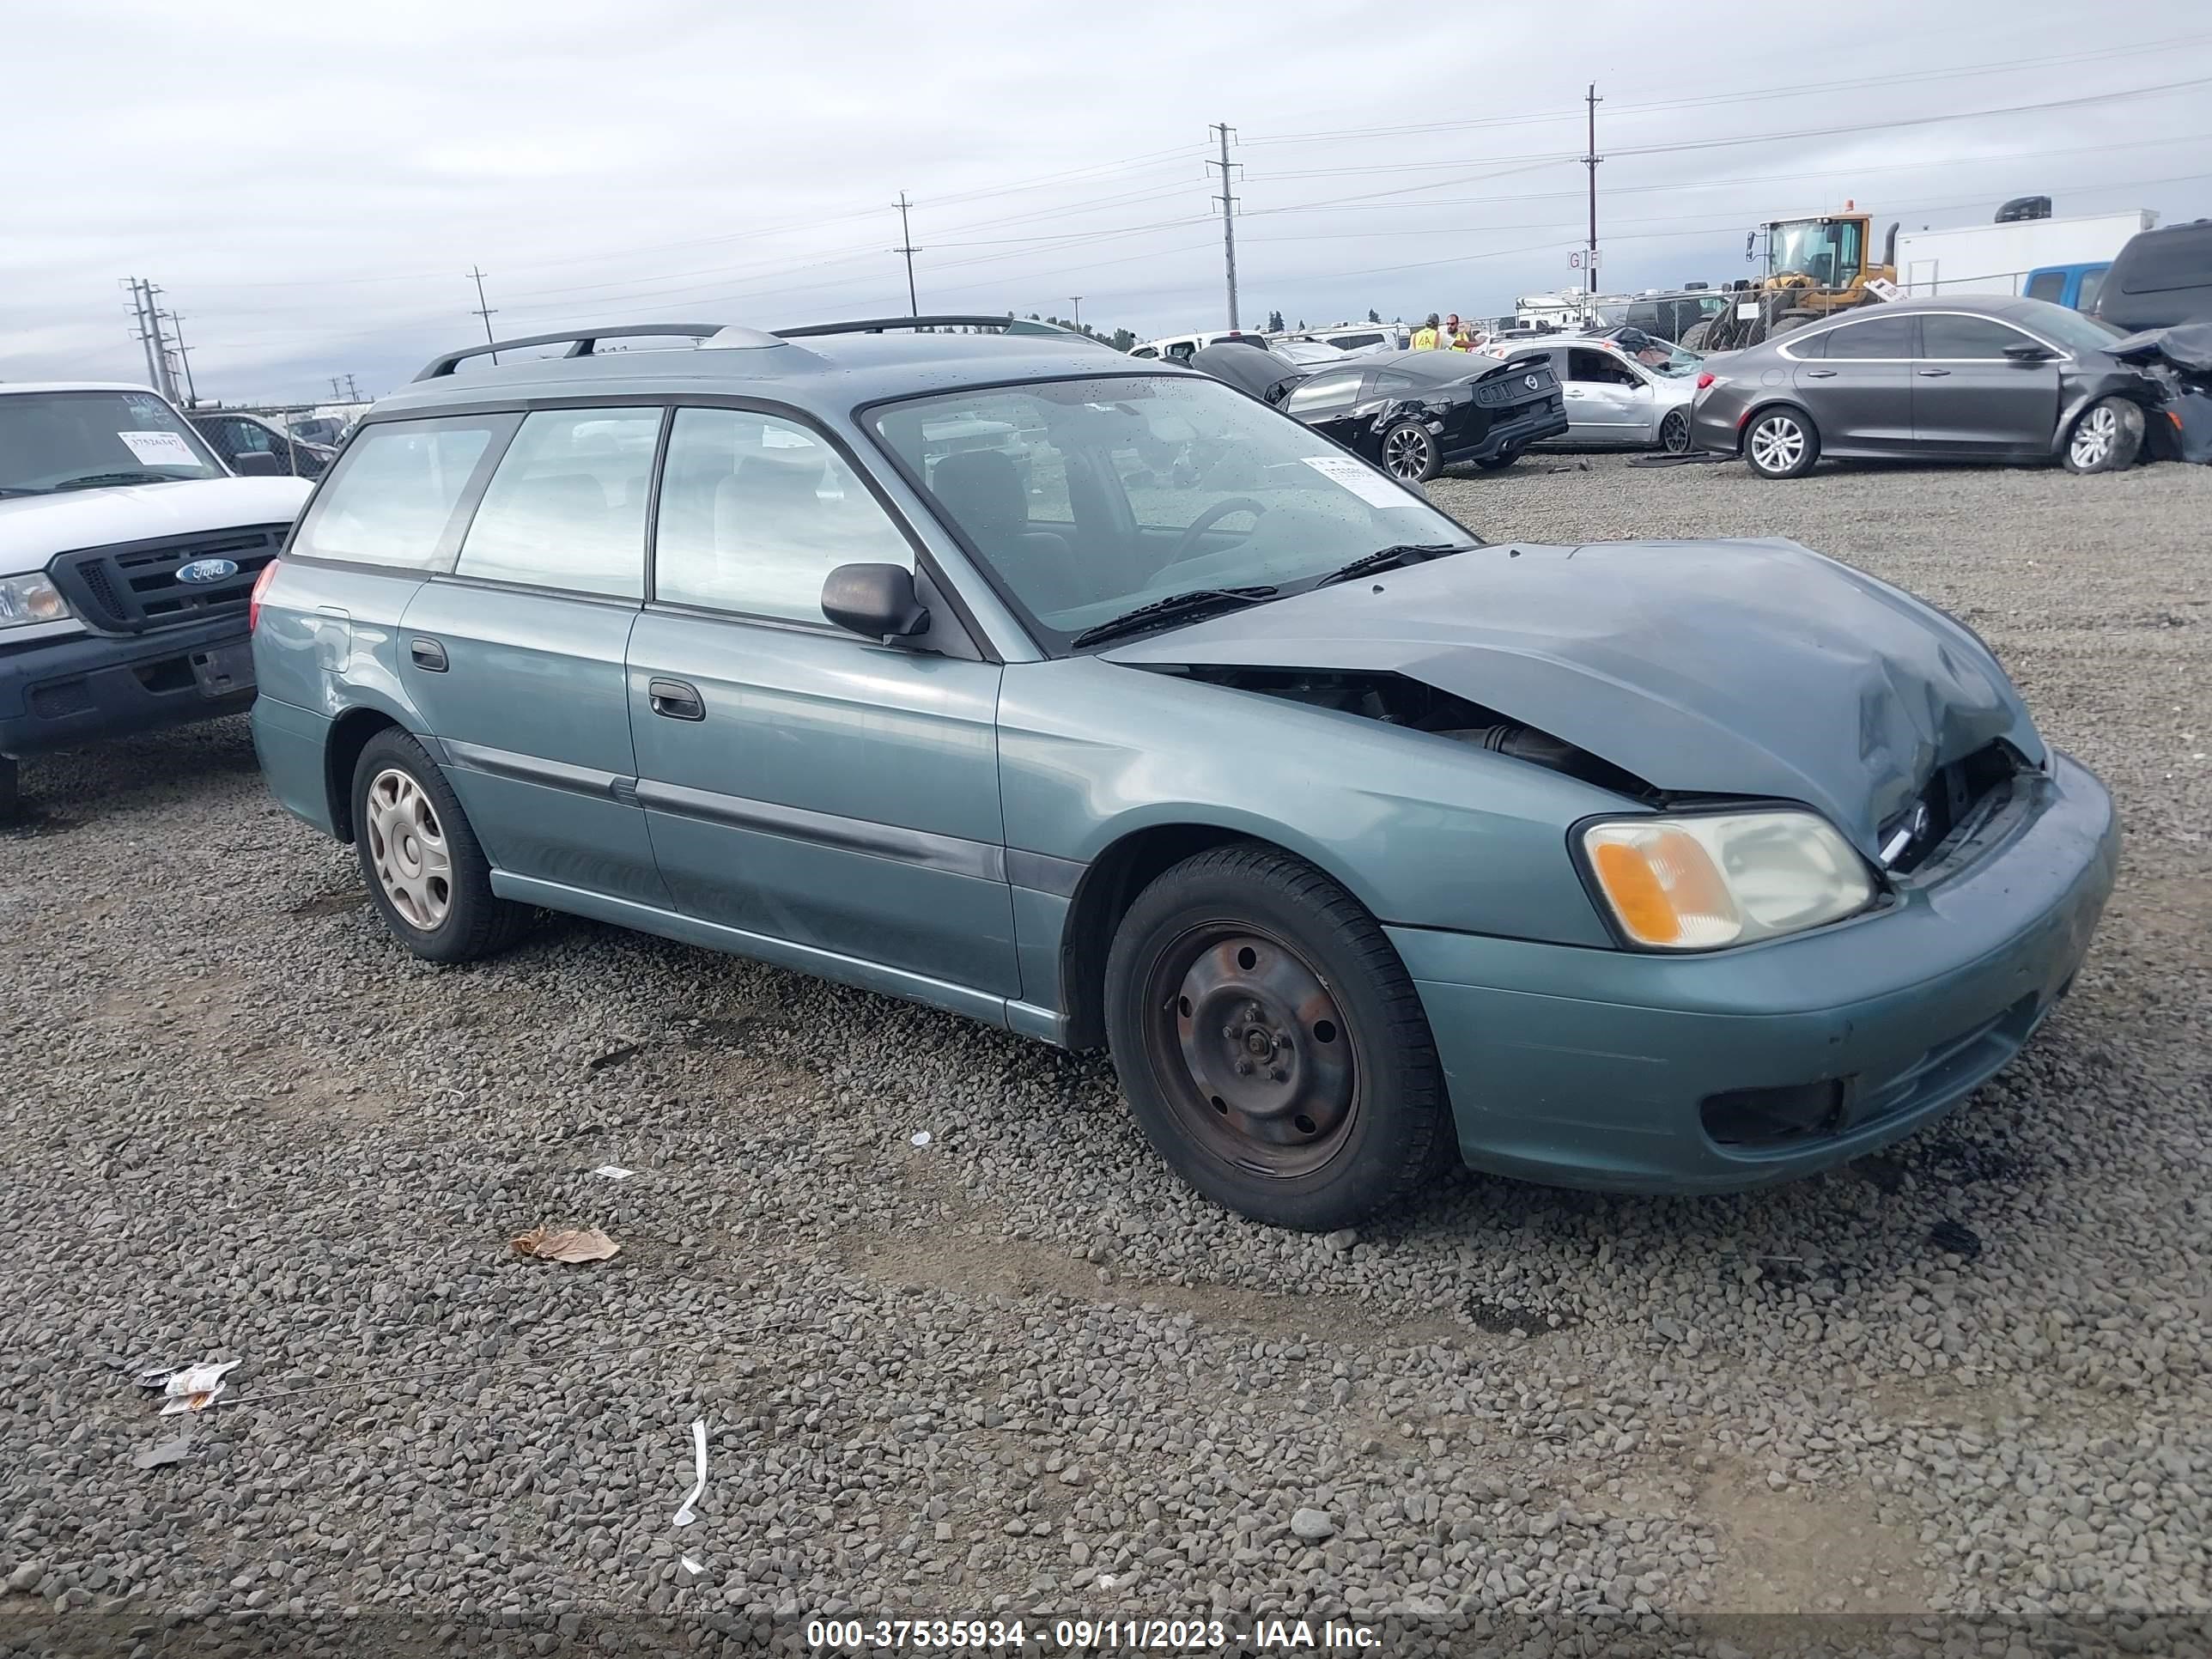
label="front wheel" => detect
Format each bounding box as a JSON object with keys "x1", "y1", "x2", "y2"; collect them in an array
[
  {"x1": 2062, "y1": 397, "x2": 2144, "y2": 474},
  {"x1": 1744, "y1": 406, "x2": 1820, "y2": 479},
  {"x1": 1379, "y1": 421, "x2": 1439, "y2": 483},
  {"x1": 1103, "y1": 845, "x2": 1452, "y2": 1231},
  {"x1": 351, "y1": 728, "x2": 532, "y2": 963}
]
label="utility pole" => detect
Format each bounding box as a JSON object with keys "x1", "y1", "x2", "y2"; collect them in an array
[
  {"x1": 165, "y1": 310, "x2": 198, "y2": 406},
  {"x1": 123, "y1": 279, "x2": 161, "y2": 390},
  {"x1": 467, "y1": 267, "x2": 498, "y2": 362},
  {"x1": 1206, "y1": 123, "x2": 1241, "y2": 330},
  {"x1": 1069, "y1": 296, "x2": 1083, "y2": 332},
  {"x1": 345, "y1": 374, "x2": 362, "y2": 403},
  {"x1": 1583, "y1": 83, "x2": 1603, "y2": 313},
  {"x1": 331, "y1": 376, "x2": 346, "y2": 400},
  {"x1": 892, "y1": 193, "x2": 921, "y2": 317}
]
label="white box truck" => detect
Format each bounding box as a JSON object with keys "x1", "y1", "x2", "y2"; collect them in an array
[{"x1": 1899, "y1": 210, "x2": 2159, "y2": 299}]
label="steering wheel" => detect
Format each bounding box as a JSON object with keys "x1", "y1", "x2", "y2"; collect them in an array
[{"x1": 1164, "y1": 496, "x2": 1270, "y2": 566}]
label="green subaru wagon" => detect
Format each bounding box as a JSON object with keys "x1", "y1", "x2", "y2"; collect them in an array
[{"x1": 249, "y1": 317, "x2": 2118, "y2": 1231}]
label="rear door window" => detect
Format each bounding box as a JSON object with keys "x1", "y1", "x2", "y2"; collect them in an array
[
  {"x1": 1823, "y1": 315, "x2": 1917, "y2": 359},
  {"x1": 2025, "y1": 271, "x2": 2066, "y2": 303},
  {"x1": 291, "y1": 414, "x2": 514, "y2": 569},
  {"x1": 453, "y1": 408, "x2": 661, "y2": 598}
]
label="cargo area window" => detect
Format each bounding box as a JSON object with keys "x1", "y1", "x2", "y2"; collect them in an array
[{"x1": 290, "y1": 414, "x2": 510, "y2": 569}]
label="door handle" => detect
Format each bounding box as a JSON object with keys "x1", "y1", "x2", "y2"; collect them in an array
[
  {"x1": 648, "y1": 678, "x2": 705, "y2": 721},
  {"x1": 1916, "y1": 368, "x2": 1953, "y2": 378},
  {"x1": 408, "y1": 637, "x2": 448, "y2": 672},
  {"x1": 1803, "y1": 368, "x2": 1838, "y2": 379}
]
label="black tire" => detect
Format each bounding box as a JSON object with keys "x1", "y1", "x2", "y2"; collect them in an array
[
  {"x1": 1379, "y1": 421, "x2": 1439, "y2": 483},
  {"x1": 1679, "y1": 321, "x2": 1712, "y2": 352},
  {"x1": 2061, "y1": 396, "x2": 2144, "y2": 474},
  {"x1": 1473, "y1": 450, "x2": 1521, "y2": 471},
  {"x1": 0, "y1": 757, "x2": 18, "y2": 825},
  {"x1": 1743, "y1": 404, "x2": 1820, "y2": 479},
  {"x1": 1768, "y1": 309, "x2": 1818, "y2": 337},
  {"x1": 350, "y1": 727, "x2": 530, "y2": 963},
  {"x1": 1658, "y1": 409, "x2": 1692, "y2": 453},
  {"x1": 1103, "y1": 844, "x2": 1453, "y2": 1231}
]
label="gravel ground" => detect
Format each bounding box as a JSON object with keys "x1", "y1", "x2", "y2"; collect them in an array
[{"x1": 3, "y1": 453, "x2": 2209, "y2": 1653}]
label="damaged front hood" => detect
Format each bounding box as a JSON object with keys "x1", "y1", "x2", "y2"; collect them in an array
[{"x1": 1103, "y1": 538, "x2": 2042, "y2": 856}]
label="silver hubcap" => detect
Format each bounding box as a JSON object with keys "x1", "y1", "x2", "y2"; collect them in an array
[
  {"x1": 1384, "y1": 428, "x2": 1431, "y2": 479},
  {"x1": 1662, "y1": 411, "x2": 1691, "y2": 453},
  {"x1": 1750, "y1": 416, "x2": 1806, "y2": 473},
  {"x1": 365, "y1": 768, "x2": 453, "y2": 931},
  {"x1": 2071, "y1": 405, "x2": 2116, "y2": 468}
]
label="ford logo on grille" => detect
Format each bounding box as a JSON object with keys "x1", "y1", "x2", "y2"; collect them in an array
[{"x1": 175, "y1": 558, "x2": 240, "y2": 585}]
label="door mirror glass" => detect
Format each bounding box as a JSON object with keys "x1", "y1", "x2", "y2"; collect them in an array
[{"x1": 821, "y1": 562, "x2": 928, "y2": 640}]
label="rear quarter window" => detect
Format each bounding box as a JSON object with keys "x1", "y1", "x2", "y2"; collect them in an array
[{"x1": 290, "y1": 414, "x2": 514, "y2": 568}]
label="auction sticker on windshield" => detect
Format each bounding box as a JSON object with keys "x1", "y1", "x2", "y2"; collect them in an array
[
  {"x1": 117, "y1": 431, "x2": 199, "y2": 468},
  {"x1": 1300, "y1": 454, "x2": 1413, "y2": 509}
]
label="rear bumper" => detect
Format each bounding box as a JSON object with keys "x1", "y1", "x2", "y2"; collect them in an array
[
  {"x1": 1442, "y1": 398, "x2": 1570, "y2": 463},
  {"x1": 1689, "y1": 393, "x2": 1749, "y2": 453},
  {"x1": 251, "y1": 694, "x2": 340, "y2": 837},
  {"x1": 1390, "y1": 751, "x2": 2118, "y2": 1194},
  {"x1": 0, "y1": 617, "x2": 255, "y2": 758}
]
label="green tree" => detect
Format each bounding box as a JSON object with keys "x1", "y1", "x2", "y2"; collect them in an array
[
  {"x1": 1267, "y1": 308, "x2": 1285, "y2": 332},
  {"x1": 1367, "y1": 308, "x2": 1382, "y2": 324},
  {"x1": 1109, "y1": 327, "x2": 1137, "y2": 351}
]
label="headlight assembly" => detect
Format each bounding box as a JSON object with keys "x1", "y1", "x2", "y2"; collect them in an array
[
  {"x1": 0, "y1": 572, "x2": 71, "y2": 629},
  {"x1": 1581, "y1": 810, "x2": 1874, "y2": 951}
]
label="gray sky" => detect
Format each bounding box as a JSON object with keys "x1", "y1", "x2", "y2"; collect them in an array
[{"x1": 6, "y1": 0, "x2": 2209, "y2": 404}]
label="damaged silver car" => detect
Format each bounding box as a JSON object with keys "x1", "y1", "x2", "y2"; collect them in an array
[{"x1": 253, "y1": 319, "x2": 2119, "y2": 1231}]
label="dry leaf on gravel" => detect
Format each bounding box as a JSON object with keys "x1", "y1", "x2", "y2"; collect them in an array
[{"x1": 510, "y1": 1225, "x2": 622, "y2": 1263}]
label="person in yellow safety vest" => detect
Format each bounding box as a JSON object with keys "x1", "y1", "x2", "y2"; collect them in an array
[
  {"x1": 1410, "y1": 313, "x2": 1443, "y2": 349},
  {"x1": 1445, "y1": 313, "x2": 1479, "y2": 350}
]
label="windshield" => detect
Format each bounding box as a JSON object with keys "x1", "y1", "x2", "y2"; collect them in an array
[
  {"x1": 869, "y1": 374, "x2": 1479, "y2": 652},
  {"x1": 1617, "y1": 337, "x2": 1703, "y2": 377},
  {"x1": 1769, "y1": 218, "x2": 1864, "y2": 287},
  {"x1": 2012, "y1": 298, "x2": 2125, "y2": 355},
  {"x1": 0, "y1": 390, "x2": 225, "y2": 495}
]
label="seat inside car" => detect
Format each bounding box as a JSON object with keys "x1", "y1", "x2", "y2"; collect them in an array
[{"x1": 929, "y1": 448, "x2": 1080, "y2": 611}]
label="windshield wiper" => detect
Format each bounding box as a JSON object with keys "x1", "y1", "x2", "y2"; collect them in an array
[
  {"x1": 1311, "y1": 543, "x2": 1476, "y2": 588},
  {"x1": 0, "y1": 486, "x2": 47, "y2": 498},
  {"x1": 1069, "y1": 586, "x2": 1279, "y2": 649},
  {"x1": 50, "y1": 470, "x2": 181, "y2": 491}
]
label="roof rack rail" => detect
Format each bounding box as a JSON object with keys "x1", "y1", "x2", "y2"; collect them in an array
[
  {"x1": 773, "y1": 314, "x2": 1073, "y2": 338},
  {"x1": 412, "y1": 323, "x2": 726, "y2": 381}
]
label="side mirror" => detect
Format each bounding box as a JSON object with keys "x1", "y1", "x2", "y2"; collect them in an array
[
  {"x1": 2003, "y1": 343, "x2": 2055, "y2": 364},
  {"x1": 231, "y1": 450, "x2": 284, "y2": 477},
  {"x1": 821, "y1": 562, "x2": 928, "y2": 641}
]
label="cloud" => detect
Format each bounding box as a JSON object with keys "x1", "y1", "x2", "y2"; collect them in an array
[{"x1": 4, "y1": 0, "x2": 2207, "y2": 403}]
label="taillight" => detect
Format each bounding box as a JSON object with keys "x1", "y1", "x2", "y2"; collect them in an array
[
  {"x1": 1696, "y1": 372, "x2": 1716, "y2": 390},
  {"x1": 249, "y1": 558, "x2": 281, "y2": 631}
]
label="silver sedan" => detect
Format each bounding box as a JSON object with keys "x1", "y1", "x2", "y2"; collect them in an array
[{"x1": 1511, "y1": 336, "x2": 1702, "y2": 452}]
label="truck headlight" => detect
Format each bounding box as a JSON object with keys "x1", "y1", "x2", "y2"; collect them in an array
[
  {"x1": 1581, "y1": 810, "x2": 1874, "y2": 950},
  {"x1": 0, "y1": 573, "x2": 71, "y2": 629}
]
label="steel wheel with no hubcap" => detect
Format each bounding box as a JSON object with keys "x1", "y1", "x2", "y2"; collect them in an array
[
  {"x1": 2070, "y1": 404, "x2": 2118, "y2": 470},
  {"x1": 364, "y1": 767, "x2": 453, "y2": 931},
  {"x1": 1750, "y1": 414, "x2": 1807, "y2": 474},
  {"x1": 1142, "y1": 924, "x2": 1358, "y2": 1180},
  {"x1": 1383, "y1": 426, "x2": 1435, "y2": 480}
]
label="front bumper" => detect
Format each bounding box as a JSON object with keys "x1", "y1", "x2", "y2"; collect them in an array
[
  {"x1": 0, "y1": 615, "x2": 256, "y2": 758},
  {"x1": 1391, "y1": 750, "x2": 2118, "y2": 1194}
]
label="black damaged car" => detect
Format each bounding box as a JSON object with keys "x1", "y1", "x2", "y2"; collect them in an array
[{"x1": 1268, "y1": 349, "x2": 1569, "y2": 481}]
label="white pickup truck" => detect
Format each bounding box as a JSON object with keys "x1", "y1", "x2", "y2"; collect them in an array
[{"x1": 0, "y1": 382, "x2": 313, "y2": 816}]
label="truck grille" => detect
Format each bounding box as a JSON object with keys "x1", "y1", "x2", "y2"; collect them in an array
[{"x1": 47, "y1": 526, "x2": 287, "y2": 635}]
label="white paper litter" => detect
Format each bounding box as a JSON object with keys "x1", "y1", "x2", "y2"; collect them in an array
[
  {"x1": 909, "y1": 1132, "x2": 932, "y2": 1148},
  {"x1": 672, "y1": 1419, "x2": 708, "y2": 1527},
  {"x1": 591, "y1": 1164, "x2": 635, "y2": 1180},
  {"x1": 159, "y1": 1385, "x2": 228, "y2": 1416},
  {"x1": 162, "y1": 1360, "x2": 242, "y2": 1398},
  {"x1": 680, "y1": 1556, "x2": 704, "y2": 1575}
]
